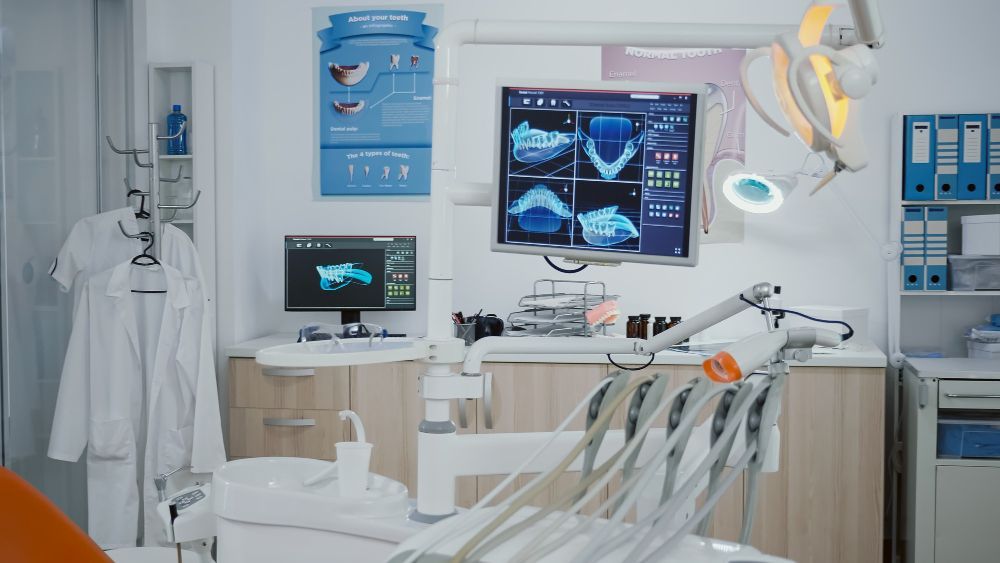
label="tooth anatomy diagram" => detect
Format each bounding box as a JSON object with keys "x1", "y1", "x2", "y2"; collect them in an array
[
  {"x1": 578, "y1": 116, "x2": 645, "y2": 180},
  {"x1": 507, "y1": 185, "x2": 573, "y2": 233},
  {"x1": 328, "y1": 62, "x2": 369, "y2": 86},
  {"x1": 510, "y1": 121, "x2": 576, "y2": 164},
  {"x1": 316, "y1": 10, "x2": 436, "y2": 196},
  {"x1": 577, "y1": 206, "x2": 639, "y2": 246},
  {"x1": 316, "y1": 263, "x2": 373, "y2": 291}
]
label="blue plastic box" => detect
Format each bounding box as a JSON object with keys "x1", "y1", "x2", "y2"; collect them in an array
[{"x1": 938, "y1": 418, "x2": 1000, "y2": 459}]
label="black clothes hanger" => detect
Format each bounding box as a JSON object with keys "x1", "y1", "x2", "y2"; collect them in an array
[
  {"x1": 130, "y1": 232, "x2": 166, "y2": 294},
  {"x1": 128, "y1": 188, "x2": 150, "y2": 219}
]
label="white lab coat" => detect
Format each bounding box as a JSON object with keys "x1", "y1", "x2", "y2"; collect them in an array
[
  {"x1": 51, "y1": 207, "x2": 211, "y2": 309},
  {"x1": 47, "y1": 261, "x2": 225, "y2": 549}
]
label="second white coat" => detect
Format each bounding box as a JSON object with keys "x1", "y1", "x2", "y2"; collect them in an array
[{"x1": 48, "y1": 261, "x2": 225, "y2": 549}]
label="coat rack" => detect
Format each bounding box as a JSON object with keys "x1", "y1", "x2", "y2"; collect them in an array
[{"x1": 106, "y1": 122, "x2": 201, "y2": 258}]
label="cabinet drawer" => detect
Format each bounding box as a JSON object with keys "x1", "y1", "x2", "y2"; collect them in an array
[
  {"x1": 228, "y1": 408, "x2": 348, "y2": 460},
  {"x1": 229, "y1": 358, "x2": 349, "y2": 409},
  {"x1": 939, "y1": 380, "x2": 1000, "y2": 410}
]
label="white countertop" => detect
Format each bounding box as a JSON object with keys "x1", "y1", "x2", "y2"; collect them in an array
[
  {"x1": 226, "y1": 333, "x2": 888, "y2": 368},
  {"x1": 905, "y1": 357, "x2": 1000, "y2": 379}
]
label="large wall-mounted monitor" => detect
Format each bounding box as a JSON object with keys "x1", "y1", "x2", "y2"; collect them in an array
[
  {"x1": 492, "y1": 80, "x2": 705, "y2": 266},
  {"x1": 285, "y1": 235, "x2": 416, "y2": 323}
]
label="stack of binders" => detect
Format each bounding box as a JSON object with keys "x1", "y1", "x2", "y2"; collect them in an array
[
  {"x1": 904, "y1": 113, "x2": 995, "y2": 201},
  {"x1": 901, "y1": 205, "x2": 949, "y2": 291}
]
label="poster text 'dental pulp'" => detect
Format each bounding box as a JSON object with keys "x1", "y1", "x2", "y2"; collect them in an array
[{"x1": 316, "y1": 9, "x2": 438, "y2": 195}]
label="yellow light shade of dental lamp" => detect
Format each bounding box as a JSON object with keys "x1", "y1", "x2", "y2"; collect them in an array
[{"x1": 741, "y1": 3, "x2": 879, "y2": 176}]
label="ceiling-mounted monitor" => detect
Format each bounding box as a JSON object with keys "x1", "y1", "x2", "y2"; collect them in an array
[{"x1": 491, "y1": 80, "x2": 706, "y2": 266}]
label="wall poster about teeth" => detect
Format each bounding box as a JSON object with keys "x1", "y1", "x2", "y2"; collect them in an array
[
  {"x1": 314, "y1": 6, "x2": 441, "y2": 196},
  {"x1": 602, "y1": 47, "x2": 747, "y2": 243}
]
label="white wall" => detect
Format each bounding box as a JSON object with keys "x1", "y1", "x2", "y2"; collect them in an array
[{"x1": 149, "y1": 0, "x2": 1000, "y2": 352}]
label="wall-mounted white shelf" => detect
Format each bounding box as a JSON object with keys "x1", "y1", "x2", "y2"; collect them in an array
[
  {"x1": 901, "y1": 291, "x2": 1000, "y2": 296},
  {"x1": 149, "y1": 61, "x2": 216, "y2": 312},
  {"x1": 888, "y1": 114, "x2": 1000, "y2": 363},
  {"x1": 902, "y1": 200, "x2": 1000, "y2": 206}
]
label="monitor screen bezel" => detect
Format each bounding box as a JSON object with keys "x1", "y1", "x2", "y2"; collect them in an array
[
  {"x1": 283, "y1": 235, "x2": 417, "y2": 312},
  {"x1": 491, "y1": 79, "x2": 706, "y2": 267}
]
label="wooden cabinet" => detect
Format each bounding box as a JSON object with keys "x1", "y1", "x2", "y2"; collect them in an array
[
  {"x1": 228, "y1": 360, "x2": 351, "y2": 460},
  {"x1": 227, "y1": 358, "x2": 884, "y2": 562}
]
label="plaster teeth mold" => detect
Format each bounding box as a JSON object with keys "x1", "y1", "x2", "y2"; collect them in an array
[
  {"x1": 507, "y1": 184, "x2": 573, "y2": 233},
  {"x1": 510, "y1": 121, "x2": 575, "y2": 164},
  {"x1": 578, "y1": 116, "x2": 645, "y2": 180},
  {"x1": 586, "y1": 300, "x2": 620, "y2": 327},
  {"x1": 577, "y1": 205, "x2": 638, "y2": 246},
  {"x1": 328, "y1": 62, "x2": 369, "y2": 86},
  {"x1": 316, "y1": 263, "x2": 373, "y2": 291},
  {"x1": 333, "y1": 100, "x2": 366, "y2": 115}
]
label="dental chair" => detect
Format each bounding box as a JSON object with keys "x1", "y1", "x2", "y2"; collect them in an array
[{"x1": 0, "y1": 466, "x2": 110, "y2": 562}]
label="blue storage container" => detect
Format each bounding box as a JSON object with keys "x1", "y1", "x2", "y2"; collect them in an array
[{"x1": 938, "y1": 418, "x2": 1000, "y2": 459}]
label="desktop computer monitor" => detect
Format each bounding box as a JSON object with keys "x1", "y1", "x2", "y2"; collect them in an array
[
  {"x1": 491, "y1": 80, "x2": 706, "y2": 266},
  {"x1": 284, "y1": 235, "x2": 416, "y2": 324}
]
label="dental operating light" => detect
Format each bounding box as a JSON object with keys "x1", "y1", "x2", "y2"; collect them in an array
[{"x1": 741, "y1": 2, "x2": 881, "y2": 187}]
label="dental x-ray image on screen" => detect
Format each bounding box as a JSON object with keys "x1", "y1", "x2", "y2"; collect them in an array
[
  {"x1": 285, "y1": 236, "x2": 416, "y2": 311},
  {"x1": 492, "y1": 81, "x2": 705, "y2": 267}
]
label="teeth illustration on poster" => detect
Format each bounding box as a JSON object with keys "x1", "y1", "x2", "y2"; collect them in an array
[{"x1": 315, "y1": 6, "x2": 440, "y2": 196}]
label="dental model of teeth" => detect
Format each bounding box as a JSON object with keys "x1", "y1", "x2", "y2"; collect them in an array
[
  {"x1": 328, "y1": 61, "x2": 370, "y2": 86},
  {"x1": 510, "y1": 121, "x2": 575, "y2": 164},
  {"x1": 389, "y1": 53, "x2": 400, "y2": 70},
  {"x1": 315, "y1": 263, "x2": 373, "y2": 291},
  {"x1": 333, "y1": 100, "x2": 366, "y2": 115},
  {"x1": 577, "y1": 205, "x2": 639, "y2": 246},
  {"x1": 585, "y1": 299, "x2": 620, "y2": 327},
  {"x1": 398, "y1": 164, "x2": 410, "y2": 181},
  {"x1": 381, "y1": 166, "x2": 391, "y2": 181}
]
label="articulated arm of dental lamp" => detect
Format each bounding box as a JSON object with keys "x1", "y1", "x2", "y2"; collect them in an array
[
  {"x1": 461, "y1": 282, "x2": 778, "y2": 376},
  {"x1": 702, "y1": 327, "x2": 845, "y2": 383}
]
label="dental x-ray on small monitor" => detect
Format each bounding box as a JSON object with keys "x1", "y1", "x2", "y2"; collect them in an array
[
  {"x1": 285, "y1": 236, "x2": 416, "y2": 323},
  {"x1": 492, "y1": 80, "x2": 706, "y2": 266}
]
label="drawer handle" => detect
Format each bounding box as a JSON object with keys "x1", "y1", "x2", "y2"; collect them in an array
[
  {"x1": 944, "y1": 393, "x2": 1000, "y2": 399},
  {"x1": 263, "y1": 418, "x2": 316, "y2": 427},
  {"x1": 262, "y1": 367, "x2": 315, "y2": 377}
]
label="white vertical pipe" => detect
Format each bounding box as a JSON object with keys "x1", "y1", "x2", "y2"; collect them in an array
[{"x1": 148, "y1": 122, "x2": 161, "y2": 258}]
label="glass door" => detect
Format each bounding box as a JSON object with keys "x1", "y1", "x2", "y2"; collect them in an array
[{"x1": 0, "y1": 0, "x2": 105, "y2": 528}]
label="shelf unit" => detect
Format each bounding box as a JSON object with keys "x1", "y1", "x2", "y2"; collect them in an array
[
  {"x1": 888, "y1": 115, "x2": 1000, "y2": 364},
  {"x1": 148, "y1": 62, "x2": 216, "y2": 309}
]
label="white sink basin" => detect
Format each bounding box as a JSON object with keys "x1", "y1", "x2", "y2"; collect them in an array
[
  {"x1": 213, "y1": 457, "x2": 409, "y2": 523},
  {"x1": 256, "y1": 338, "x2": 428, "y2": 367},
  {"x1": 213, "y1": 458, "x2": 423, "y2": 563}
]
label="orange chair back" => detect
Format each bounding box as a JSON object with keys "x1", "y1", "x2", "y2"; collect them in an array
[{"x1": 0, "y1": 467, "x2": 111, "y2": 562}]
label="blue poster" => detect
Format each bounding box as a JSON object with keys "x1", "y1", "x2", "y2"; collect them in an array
[{"x1": 315, "y1": 8, "x2": 439, "y2": 196}]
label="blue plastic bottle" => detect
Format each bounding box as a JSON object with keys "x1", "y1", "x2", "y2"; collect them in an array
[{"x1": 166, "y1": 104, "x2": 188, "y2": 155}]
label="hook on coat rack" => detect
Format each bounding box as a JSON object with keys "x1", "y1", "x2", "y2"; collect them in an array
[
  {"x1": 105, "y1": 135, "x2": 148, "y2": 156},
  {"x1": 159, "y1": 165, "x2": 184, "y2": 183},
  {"x1": 157, "y1": 190, "x2": 201, "y2": 210},
  {"x1": 156, "y1": 122, "x2": 186, "y2": 141}
]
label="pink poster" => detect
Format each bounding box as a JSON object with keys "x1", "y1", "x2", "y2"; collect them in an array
[{"x1": 602, "y1": 47, "x2": 746, "y2": 243}]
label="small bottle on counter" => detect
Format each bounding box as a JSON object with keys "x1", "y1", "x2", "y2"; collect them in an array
[
  {"x1": 626, "y1": 316, "x2": 640, "y2": 338},
  {"x1": 668, "y1": 316, "x2": 689, "y2": 343},
  {"x1": 638, "y1": 314, "x2": 651, "y2": 339},
  {"x1": 652, "y1": 316, "x2": 668, "y2": 336}
]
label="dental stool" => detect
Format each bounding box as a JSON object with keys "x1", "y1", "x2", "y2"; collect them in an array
[{"x1": 0, "y1": 467, "x2": 110, "y2": 562}]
